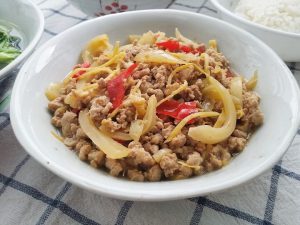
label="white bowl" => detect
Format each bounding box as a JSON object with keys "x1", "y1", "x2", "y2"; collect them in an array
[
  {"x1": 67, "y1": 0, "x2": 172, "y2": 17},
  {"x1": 0, "y1": 0, "x2": 44, "y2": 80},
  {"x1": 210, "y1": 0, "x2": 300, "y2": 62},
  {"x1": 10, "y1": 10, "x2": 300, "y2": 201}
]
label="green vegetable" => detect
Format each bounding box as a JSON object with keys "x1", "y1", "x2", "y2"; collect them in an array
[{"x1": 0, "y1": 25, "x2": 21, "y2": 69}]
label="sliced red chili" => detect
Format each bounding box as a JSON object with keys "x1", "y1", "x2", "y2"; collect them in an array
[
  {"x1": 107, "y1": 63, "x2": 138, "y2": 109},
  {"x1": 179, "y1": 45, "x2": 193, "y2": 53},
  {"x1": 157, "y1": 100, "x2": 198, "y2": 122},
  {"x1": 156, "y1": 39, "x2": 206, "y2": 55},
  {"x1": 156, "y1": 40, "x2": 180, "y2": 52}
]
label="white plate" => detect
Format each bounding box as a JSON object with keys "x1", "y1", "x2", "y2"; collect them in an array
[{"x1": 10, "y1": 10, "x2": 300, "y2": 201}]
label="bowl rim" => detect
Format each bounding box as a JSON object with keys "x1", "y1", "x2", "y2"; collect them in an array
[
  {"x1": 0, "y1": 0, "x2": 45, "y2": 80},
  {"x1": 10, "y1": 9, "x2": 300, "y2": 201},
  {"x1": 210, "y1": 0, "x2": 300, "y2": 38}
]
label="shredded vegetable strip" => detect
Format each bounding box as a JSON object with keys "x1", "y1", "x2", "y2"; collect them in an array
[
  {"x1": 166, "y1": 111, "x2": 219, "y2": 142},
  {"x1": 51, "y1": 131, "x2": 64, "y2": 142},
  {"x1": 193, "y1": 63, "x2": 210, "y2": 77},
  {"x1": 167, "y1": 64, "x2": 193, "y2": 85},
  {"x1": 78, "y1": 67, "x2": 113, "y2": 82},
  {"x1": 67, "y1": 52, "x2": 125, "y2": 80},
  {"x1": 157, "y1": 81, "x2": 188, "y2": 106},
  {"x1": 79, "y1": 110, "x2": 130, "y2": 159}
]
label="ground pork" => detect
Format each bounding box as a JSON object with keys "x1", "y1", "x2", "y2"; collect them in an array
[
  {"x1": 61, "y1": 111, "x2": 78, "y2": 137},
  {"x1": 48, "y1": 96, "x2": 65, "y2": 112},
  {"x1": 105, "y1": 158, "x2": 123, "y2": 176},
  {"x1": 127, "y1": 169, "x2": 144, "y2": 181},
  {"x1": 88, "y1": 150, "x2": 105, "y2": 168},
  {"x1": 115, "y1": 106, "x2": 136, "y2": 129},
  {"x1": 159, "y1": 153, "x2": 179, "y2": 177},
  {"x1": 89, "y1": 96, "x2": 113, "y2": 124},
  {"x1": 145, "y1": 165, "x2": 162, "y2": 181},
  {"x1": 101, "y1": 118, "x2": 122, "y2": 133},
  {"x1": 128, "y1": 141, "x2": 155, "y2": 168},
  {"x1": 51, "y1": 107, "x2": 66, "y2": 127}
]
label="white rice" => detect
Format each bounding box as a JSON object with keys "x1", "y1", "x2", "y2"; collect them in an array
[{"x1": 234, "y1": 0, "x2": 300, "y2": 34}]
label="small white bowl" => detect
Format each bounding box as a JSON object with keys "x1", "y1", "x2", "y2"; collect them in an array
[
  {"x1": 67, "y1": 0, "x2": 172, "y2": 17},
  {"x1": 10, "y1": 10, "x2": 300, "y2": 201},
  {"x1": 210, "y1": 0, "x2": 300, "y2": 62},
  {"x1": 0, "y1": 0, "x2": 44, "y2": 80}
]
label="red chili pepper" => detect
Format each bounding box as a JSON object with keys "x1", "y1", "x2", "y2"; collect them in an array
[
  {"x1": 156, "y1": 40, "x2": 180, "y2": 52},
  {"x1": 72, "y1": 62, "x2": 91, "y2": 79},
  {"x1": 156, "y1": 40, "x2": 206, "y2": 55},
  {"x1": 179, "y1": 45, "x2": 193, "y2": 53},
  {"x1": 157, "y1": 100, "x2": 198, "y2": 122},
  {"x1": 107, "y1": 63, "x2": 138, "y2": 109}
]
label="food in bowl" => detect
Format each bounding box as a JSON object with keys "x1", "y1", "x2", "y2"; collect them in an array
[
  {"x1": 0, "y1": 23, "x2": 22, "y2": 70},
  {"x1": 234, "y1": 0, "x2": 300, "y2": 34},
  {"x1": 45, "y1": 29, "x2": 263, "y2": 181}
]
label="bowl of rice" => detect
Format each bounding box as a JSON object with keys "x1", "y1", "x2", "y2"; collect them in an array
[{"x1": 210, "y1": 0, "x2": 300, "y2": 62}]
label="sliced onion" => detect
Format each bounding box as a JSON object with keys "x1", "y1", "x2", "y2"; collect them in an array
[
  {"x1": 230, "y1": 77, "x2": 243, "y2": 105},
  {"x1": 166, "y1": 111, "x2": 219, "y2": 142},
  {"x1": 134, "y1": 50, "x2": 186, "y2": 65},
  {"x1": 214, "y1": 109, "x2": 226, "y2": 128},
  {"x1": 129, "y1": 120, "x2": 144, "y2": 142},
  {"x1": 188, "y1": 76, "x2": 236, "y2": 144},
  {"x1": 138, "y1": 31, "x2": 156, "y2": 45},
  {"x1": 129, "y1": 95, "x2": 157, "y2": 141},
  {"x1": 45, "y1": 82, "x2": 62, "y2": 101},
  {"x1": 79, "y1": 110, "x2": 130, "y2": 159},
  {"x1": 142, "y1": 95, "x2": 157, "y2": 134},
  {"x1": 246, "y1": 70, "x2": 258, "y2": 91},
  {"x1": 175, "y1": 28, "x2": 198, "y2": 48}
]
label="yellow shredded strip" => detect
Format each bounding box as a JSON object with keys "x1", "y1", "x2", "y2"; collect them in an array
[
  {"x1": 167, "y1": 64, "x2": 193, "y2": 85},
  {"x1": 67, "y1": 52, "x2": 125, "y2": 80},
  {"x1": 108, "y1": 105, "x2": 122, "y2": 118},
  {"x1": 157, "y1": 80, "x2": 188, "y2": 106},
  {"x1": 112, "y1": 41, "x2": 120, "y2": 57},
  {"x1": 104, "y1": 63, "x2": 121, "y2": 81},
  {"x1": 166, "y1": 111, "x2": 219, "y2": 142},
  {"x1": 203, "y1": 53, "x2": 210, "y2": 75},
  {"x1": 78, "y1": 67, "x2": 112, "y2": 82},
  {"x1": 193, "y1": 63, "x2": 210, "y2": 77},
  {"x1": 51, "y1": 131, "x2": 64, "y2": 142}
]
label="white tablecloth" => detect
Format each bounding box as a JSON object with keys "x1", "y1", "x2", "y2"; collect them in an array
[{"x1": 1, "y1": 0, "x2": 300, "y2": 224}]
